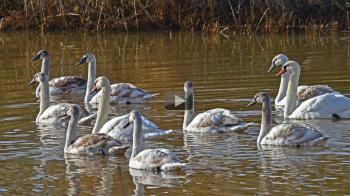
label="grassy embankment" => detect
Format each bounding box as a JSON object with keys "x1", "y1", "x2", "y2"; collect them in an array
[{"x1": 0, "y1": 0, "x2": 349, "y2": 34}]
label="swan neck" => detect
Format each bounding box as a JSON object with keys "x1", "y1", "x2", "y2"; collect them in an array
[
  {"x1": 37, "y1": 78, "x2": 50, "y2": 122},
  {"x1": 92, "y1": 85, "x2": 111, "y2": 133},
  {"x1": 131, "y1": 114, "x2": 143, "y2": 158},
  {"x1": 65, "y1": 114, "x2": 79, "y2": 152},
  {"x1": 41, "y1": 57, "x2": 50, "y2": 79},
  {"x1": 275, "y1": 72, "x2": 290, "y2": 104},
  {"x1": 258, "y1": 97, "x2": 272, "y2": 144},
  {"x1": 183, "y1": 91, "x2": 195, "y2": 130},
  {"x1": 84, "y1": 61, "x2": 97, "y2": 103},
  {"x1": 284, "y1": 66, "x2": 300, "y2": 118}
]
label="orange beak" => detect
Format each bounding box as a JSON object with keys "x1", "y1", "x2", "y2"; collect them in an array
[
  {"x1": 276, "y1": 68, "x2": 286, "y2": 76},
  {"x1": 90, "y1": 85, "x2": 98, "y2": 95}
]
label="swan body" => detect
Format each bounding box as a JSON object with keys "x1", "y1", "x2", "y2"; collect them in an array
[
  {"x1": 32, "y1": 50, "x2": 87, "y2": 97},
  {"x1": 128, "y1": 111, "x2": 185, "y2": 171},
  {"x1": 269, "y1": 54, "x2": 335, "y2": 108},
  {"x1": 64, "y1": 105, "x2": 127, "y2": 155},
  {"x1": 29, "y1": 72, "x2": 88, "y2": 124},
  {"x1": 182, "y1": 81, "x2": 250, "y2": 133},
  {"x1": 288, "y1": 92, "x2": 350, "y2": 119},
  {"x1": 90, "y1": 76, "x2": 172, "y2": 140},
  {"x1": 277, "y1": 61, "x2": 350, "y2": 119},
  {"x1": 77, "y1": 53, "x2": 157, "y2": 104},
  {"x1": 89, "y1": 83, "x2": 157, "y2": 104},
  {"x1": 248, "y1": 92, "x2": 328, "y2": 146}
]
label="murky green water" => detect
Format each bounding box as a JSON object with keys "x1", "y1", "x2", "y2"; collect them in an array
[{"x1": 1, "y1": 32, "x2": 350, "y2": 195}]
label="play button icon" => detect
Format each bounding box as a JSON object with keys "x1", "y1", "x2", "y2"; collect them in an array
[
  {"x1": 174, "y1": 95, "x2": 185, "y2": 107},
  {"x1": 164, "y1": 92, "x2": 192, "y2": 110}
]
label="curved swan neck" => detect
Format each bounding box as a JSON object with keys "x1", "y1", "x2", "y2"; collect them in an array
[
  {"x1": 275, "y1": 72, "x2": 290, "y2": 104},
  {"x1": 131, "y1": 114, "x2": 143, "y2": 158},
  {"x1": 64, "y1": 114, "x2": 79, "y2": 152},
  {"x1": 41, "y1": 57, "x2": 50, "y2": 79},
  {"x1": 37, "y1": 77, "x2": 50, "y2": 122},
  {"x1": 284, "y1": 63, "x2": 300, "y2": 118},
  {"x1": 183, "y1": 91, "x2": 195, "y2": 130},
  {"x1": 92, "y1": 85, "x2": 111, "y2": 134},
  {"x1": 84, "y1": 61, "x2": 97, "y2": 103},
  {"x1": 258, "y1": 97, "x2": 272, "y2": 144}
]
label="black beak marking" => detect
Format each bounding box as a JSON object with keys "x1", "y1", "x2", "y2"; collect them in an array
[
  {"x1": 123, "y1": 122, "x2": 130, "y2": 129},
  {"x1": 76, "y1": 56, "x2": 87, "y2": 66}
]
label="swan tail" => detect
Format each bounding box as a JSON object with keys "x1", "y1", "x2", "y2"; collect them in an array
[
  {"x1": 144, "y1": 129, "x2": 174, "y2": 139},
  {"x1": 78, "y1": 113, "x2": 97, "y2": 125},
  {"x1": 160, "y1": 162, "x2": 186, "y2": 171}
]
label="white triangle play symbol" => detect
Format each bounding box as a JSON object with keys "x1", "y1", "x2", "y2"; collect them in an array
[{"x1": 174, "y1": 95, "x2": 185, "y2": 107}]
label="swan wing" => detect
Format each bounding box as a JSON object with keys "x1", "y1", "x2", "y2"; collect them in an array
[
  {"x1": 188, "y1": 108, "x2": 241, "y2": 128},
  {"x1": 290, "y1": 93, "x2": 350, "y2": 119},
  {"x1": 297, "y1": 85, "x2": 335, "y2": 101},
  {"x1": 99, "y1": 114, "x2": 160, "y2": 141},
  {"x1": 69, "y1": 133, "x2": 122, "y2": 154},
  {"x1": 263, "y1": 124, "x2": 327, "y2": 145},
  {"x1": 39, "y1": 103, "x2": 87, "y2": 124},
  {"x1": 131, "y1": 148, "x2": 181, "y2": 170}
]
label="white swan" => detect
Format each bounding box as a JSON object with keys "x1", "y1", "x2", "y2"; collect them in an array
[
  {"x1": 76, "y1": 53, "x2": 158, "y2": 104},
  {"x1": 91, "y1": 76, "x2": 172, "y2": 141},
  {"x1": 276, "y1": 61, "x2": 350, "y2": 119},
  {"x1": 247, "y1": 92, "x2": 328, "y2": 146},
  {"x1": 127, "y1": 110, "x2": 185, "y2": 171},
  {"x1": 32, "y1": 50, "x2": 87, "y2": 97},
  {"x1": 28, "y1": 72, "x2": 88, "y2": 124},
  {"x1": 64, "y1": 104, "x2": 128, "y2": 155},
  {"x1": 268, "y1": 54, "x2": 335, "y2": 108},
  {"x1": 182, "y1": 81, "x2": 251, "y2": 133}
]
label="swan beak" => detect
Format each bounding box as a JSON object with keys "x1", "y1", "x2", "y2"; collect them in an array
[
  {"x1": 31, "y1": 54, "x2": 41, "y2": 61},
  {"x1": 27, "y1": 79, "x2": 36, "y2": 86},
  {"x1": 247, "y1": 100, "x2": 257, "y2": 107},
  {"x1": 76, "y1": 56, "x2": 87, "y2": 65},
  {"x1": 268, "y1": 63, "x2": 276, "y2": 73},
  {"x1": 276, "y1": 67, "x2": 287, "y2": 76},
  {"x1": 123, "y1": 122, "x2": 130, "y2": 129},
  {"x1": 89, "y1": 86, "x2": 98, "y2": 95}
]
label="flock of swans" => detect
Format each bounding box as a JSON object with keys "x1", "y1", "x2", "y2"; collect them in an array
[{"x1": 27, "y1": 50, "x2": 350, "y2": 172}]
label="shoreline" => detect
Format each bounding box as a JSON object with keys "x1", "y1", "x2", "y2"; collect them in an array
[{"x1": 1, "y1": 1, "x2": 349, "y2": 34}]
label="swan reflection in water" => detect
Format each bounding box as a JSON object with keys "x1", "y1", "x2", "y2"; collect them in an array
[
  {"x1": 64, "y1": 154, "x2": 129, "y2": 195},
  {"x1": 129, "y1": 168, "x2": 188, "y2": 195}
]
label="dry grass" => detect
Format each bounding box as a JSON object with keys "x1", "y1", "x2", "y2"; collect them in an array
[{"x1": 0, "y1": 0, "x2": 348, "y2": 34}]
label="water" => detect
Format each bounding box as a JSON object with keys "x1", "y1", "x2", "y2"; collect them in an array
[{"x1": 1, "y1": 32, "x2": 350, "y2": 195}]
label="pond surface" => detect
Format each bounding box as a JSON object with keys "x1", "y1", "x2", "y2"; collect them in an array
[{"x1": 1, "y1": 32, "x2": 350, "y2": 195}]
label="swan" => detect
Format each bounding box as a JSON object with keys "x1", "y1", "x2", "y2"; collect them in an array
[
  {"x1": 247, "y1": 92, "x2": 328, "y2": 146},
  {"x1": 268, "y1": 54, "x2": 335, "y2": 108},
  {"x1": 64, "y1": 104, "x2": 128, "y2": 155},
  {"x1": 76, "y1": 53, "x2": 158, "y2": 104},
  {"x1": 276, "y1": 61, "x2": 350, "y2": 119},
  {"x1": 126, "y1": 110, "x2": 186, "y2": 171},
  {"x1": 182, "y1": 81, "x2": 251, "y2": 133},
  {"x1": 90, "y1": 76, "x2": 172, "y2": 141},
  {"x1": 32, "y1": 50, "x2": 87, "y2": 97},
  {"x1": 28, "y1": 72, "x2": 88, "y2": 124}
]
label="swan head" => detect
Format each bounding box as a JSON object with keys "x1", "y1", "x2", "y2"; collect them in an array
[
  {"x1": 76, "y1": 53, "x2": 96, "y2": 65},
  {"x1": 90, "y1": 76, "x2": 110, "y2": 94},
  {"x1": 247, "y1": 92, "x2": 270, "y2": 106},
  {"x1": 32, "y1": 50, "x2": 49, "y2": 61},
  {"x1": 28, "y1": 72, "x2": 48, "y2": 85},
  {"x1": 123, "y1": 110, "x2": 142, "y2": 128},
  {"x1": 268, "y1": 54, "x2": 289, "y2": 73},
  {"x1": 184, "y1": 81, "x2": 193, "y2": 93},
  {"x1": 276, "y1": 61, "x2": 300, "y2": 77},
  {"x1": 67, "y1": 104, "x2": 81, "y2": 117}
]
